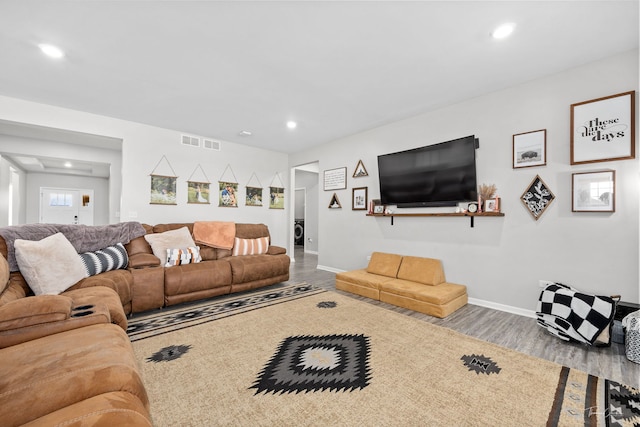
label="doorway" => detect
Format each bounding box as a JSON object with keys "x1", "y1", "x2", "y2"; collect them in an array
[{"x1": 40, "y1": 187, "x2": 94, "y2": 225}]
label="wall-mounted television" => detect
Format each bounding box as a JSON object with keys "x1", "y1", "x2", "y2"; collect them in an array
[{"x1": 377, "y1": 135, "x2": 478, "y2": 208}]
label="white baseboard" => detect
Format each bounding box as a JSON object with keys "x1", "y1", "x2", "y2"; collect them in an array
[
  {"x1": 304, "y1": 250, "x2": 319, "y2": 255},
  {"x1": 317, "y1": 265, "x2": 344, "y2": 274},
  {"x1": 468, "y1": 297, "x2": 536, "y2": 319}
]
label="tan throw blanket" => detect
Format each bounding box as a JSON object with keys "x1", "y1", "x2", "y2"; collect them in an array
[{"x1": 193, "y1": 221, "x2": 235, "y2": 250}]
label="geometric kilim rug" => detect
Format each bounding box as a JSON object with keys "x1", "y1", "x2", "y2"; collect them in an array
[
  {"x1": 127, "y1": 283, "x2": 325, "y2": 342},
  {"x1": 130, "y1": 289, "x2": 640, "y2": 427}
]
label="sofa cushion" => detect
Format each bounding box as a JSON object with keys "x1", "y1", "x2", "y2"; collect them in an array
[
  {"x1": 396, "y1": 256, "x2": 445, "y2": 286},
  {"x1": 165, "y1": 246, "x2": 202, "y2": 267},
  {"x1": 379, "y1": 279, "x2": 467, "y2": 305},
  {"x1": 14, "y1": 233, "x2": 88, "y2": 296},
  {"x1": 144, "y1": 226, "x2": 195, "y2": 266},
  {"x1": 336, "y1": 269, "x2": 397, "y2": 290},
  {"x1": 366, "y1": 252, "x2": 403, "y2": 278},
  {"x1": 232, "y1": 237, "x2": 269, "y2": 256},
  {"x1": 79, "y1": 243, "x2": 129, "y2": 276}
]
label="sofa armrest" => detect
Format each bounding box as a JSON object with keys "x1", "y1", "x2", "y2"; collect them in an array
[
  {"x1": 0, "y1": 295, "x2": 73, "y2": 330},
  {"x1": 128, "y1": 253, "x2": 161, "y2": 268},
  {"x1": 0, "y1": 295, "x2": 110, "y2": 348},
  {"x1": 267, "y1": 246, "x2": 287, "y2": 255}
]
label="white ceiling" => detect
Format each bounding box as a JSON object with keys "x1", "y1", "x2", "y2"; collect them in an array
[{"x1": 0, "y1": 1, "x2": 638, "y2": 156}]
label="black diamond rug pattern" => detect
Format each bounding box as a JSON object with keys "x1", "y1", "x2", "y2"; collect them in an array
[
  {"x1": 146, "y1": 344, "x2": 192, "y2": 363},
  {"x1": 461, "y1": 354, "x2": 502, "y2": 375},
  {"x1": 250, "y1": 334, "x2": 372, "y2": 395}
]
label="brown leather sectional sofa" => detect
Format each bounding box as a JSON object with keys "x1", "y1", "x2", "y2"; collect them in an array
[{"x1": 0, "y1": 221, "x2": 290, "y2": 425}]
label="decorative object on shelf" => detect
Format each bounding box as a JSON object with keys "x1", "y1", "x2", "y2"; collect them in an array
[
  {"x1": 373, "y1": 205, "x2": 384, "y2": 214},
  {"x1": 218, "y1": 164, "x2": 239, "y2": 207},
  {"x1": 572, "y1": 170, "x2": 615, "y2": 213},
  {"x1": 324, "y1": 167, "x2": 347, "y2": 191},
  {"x1": 521, "y1": 175, "x2": 555, "y2": 220},
  {"x1": 513, "y1": 129, "x2": 547, "y2": 168},
  {"x1": 329, "y1": 193, "x2": 342, "y2": 209},
  {"x1": 467, "y1": 202, "x2": 478, "y2": 213},
  {"x1": 570, "y1": 91, "x2": 635, "y2": 165},
  {"x1": 353, "y1": 160, "x2": 369, "y2": 178},
  {"x1": 150, "y1": 155, "x2": 177, "y2": 205},
  {"x1": 269, "y1": 172, "x2": 285, "y2": 209},
  {"x1": 352, "y1": 187, "x2": 368, "y2": 210},
  {"x1": 369, "y1": 199, "x2": 381, "y2": 214},
  {"x1": 484, "y1": 198, "x2": 500, "y2": 213},
  {"x1": 187, "y1": 164, "x2": 211, "y2": 204},
  {"x1": 245, "y1": 172, "x2": 263, "y2": 207},
  {"x1": 477, "y1": 183, "x2": 497, "y2": 213}
]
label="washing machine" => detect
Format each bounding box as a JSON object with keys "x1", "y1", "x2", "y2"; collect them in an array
[{"x1": 294, "y1": 219, "x2": 304, "y2": 246}]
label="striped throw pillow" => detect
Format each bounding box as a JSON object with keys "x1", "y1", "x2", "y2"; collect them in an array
[
  {"x1": 79, "y1": 243, "x2": 129, "y2": 277},
  {"x1": 165, "y1": 246, "x2": 202, "y2": 267},
  {"x1": 232, "y1": 237, "x2": 269, "y2": 256}
]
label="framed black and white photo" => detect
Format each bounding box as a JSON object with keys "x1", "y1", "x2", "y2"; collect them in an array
[
  {"x1": 352, "y1": 187, "x2": 368, "y2": 210},
  {"x1": 570, "y1": 91, "x2": 635, "y2": 165},
  {"x1": 513, "y1": 129, "x2": 546, "y2": 168},
  {"x1": 324, "y1": 167, "x2": 347, "y2": 191},
  {"x1": 520, "y1": 175, "x2": 555, "y2": 221},
  {"x1": 572, "y1": 170, "x2": 615, "y2": 213}
]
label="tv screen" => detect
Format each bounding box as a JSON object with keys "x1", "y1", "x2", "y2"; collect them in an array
[{"x1": 377, "y1": 135, "x2": 478, "y2": 208}]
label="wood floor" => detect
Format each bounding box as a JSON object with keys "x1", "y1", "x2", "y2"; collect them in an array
[{"x1": 286, "y1": 247, "x2": 639, "y2": 387}]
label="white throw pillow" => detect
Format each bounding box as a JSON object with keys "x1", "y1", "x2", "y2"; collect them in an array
[
  {"x1": 14, "y1": 232, "x2": 88, "y2": 296},
  {"x1": 144, "y1": 227, "x2": 196, "y2": 266}
]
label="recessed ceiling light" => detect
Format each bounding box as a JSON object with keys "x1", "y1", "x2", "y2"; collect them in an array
[
  {"x1": 38, "y1": 43, "x2": 65, "y2": 59},
  {"x1": 491, "y1": 23, "x2": 515, "y2": 40},
  {"x1": 286, "y1": 121, "x2": 297, "y2": 130},
  {"x1": 64, "y1": 161, "x2": 72, "y2": 168},
  {"x1": 239, "y1": 130, "x2": 252, "y2": 136}
]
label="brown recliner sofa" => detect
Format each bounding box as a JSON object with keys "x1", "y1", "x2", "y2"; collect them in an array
[
  {"x1": 0, "y1": 221, "x2": 290, "y2": 314},
  {"x1": 0, "y1": 253, "x2": 152, "y2": 427},
  {"x1": 133, "y1": 222, "x2": 290, "y2": 308}
]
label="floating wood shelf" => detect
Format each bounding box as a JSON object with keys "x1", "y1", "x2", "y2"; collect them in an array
[{"x1": 366, "y1": 212, "x2": 505, "y2": 227}]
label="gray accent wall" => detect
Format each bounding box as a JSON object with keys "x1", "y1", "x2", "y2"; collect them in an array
[{"x1": 289, "y1": 49, "x2": 639, "y2": 311}]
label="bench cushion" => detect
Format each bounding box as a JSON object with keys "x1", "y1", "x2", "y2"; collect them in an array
[
  {"x1": 366, "y1": 252, "x2": 403, "y2": 277},
  {"x1": 379, "y1": 279, "x2": 466, "y2": 305},
  {"x1": 396, "y1": 256, "x2": 445, "y2": 286}
]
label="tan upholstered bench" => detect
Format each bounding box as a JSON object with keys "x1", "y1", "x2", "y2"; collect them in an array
[{"x1": 336, "y1": 252, "x2": 467, "y2": 318}]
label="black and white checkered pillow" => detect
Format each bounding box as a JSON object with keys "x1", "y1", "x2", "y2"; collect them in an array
[
  {"x1": 536, "y1": 283, "x2": 615, "y2": 345},
  {"x1": 79, "y1": 243, "x2": 128, "y2": 277}
]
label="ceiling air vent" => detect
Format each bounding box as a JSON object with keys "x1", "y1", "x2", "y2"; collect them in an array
[
  {"x1": 203, "y1": 139, "x2": 221, "y2": 151},
  {"x1": 181, "y1": 135, "x2": 200, "y2": 147}
]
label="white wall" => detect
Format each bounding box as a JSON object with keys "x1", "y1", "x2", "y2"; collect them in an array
[
  {"x1": 290, "y1": 49, "x2": 639, "y2": 310},
  {"x1": 0, "y1": 96, "x2": 290, "y2": 247},
  {"x1": 0, "y1": 155, "x2": 27, "y2": 226}
]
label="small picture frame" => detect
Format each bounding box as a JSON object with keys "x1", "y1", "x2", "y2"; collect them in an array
[
  {"x1": 328, "y1": 193, "x2": 342, "y2": 209},
  {"x1": 484, "y1": 197, "x2": 500, "y2": 213},
  {"x1": 572, "y1": 170, "x2": 615, "y2": 212},
  {"x1": 352, "y1": 187, "x2": 368, "y2": 210},
  {"x1": 373, "y1": 205, "x2": 384, "y2": 214},
  {"x1": 513, "y1": 129, "x2": 546, "y2": 168},
  {"x1": 570, "y1": 91, "x2": 635, "y2": 165}
]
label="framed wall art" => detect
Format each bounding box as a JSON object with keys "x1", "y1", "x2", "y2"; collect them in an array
[
  {"x1": 324, "y1": 167, "x2": 347, "y2": 191},
  {"x1": 218, "y1": 182, "x2": 238, "y2": 207},
  {"x1": 570, "y1": 91, "x2": 635, "y2": 165},
  {"x1": 328, "y1": 193, "x2": 342, "y2": 209},
  {"x1": 572, "y1": 170, "x2": 615, "y2": 213},
  {"x1": 150, "y1": 175, "x2": 177, "y2": 205},
  {"x1": 269, "y1": 187, "x2": 285, "y2": 209},
  {"x1": 513, "y1": 129, "x2": 546, "y2": 168},
  {"x1": 352, "y1": 187, "x2": 368, "y2": 210},
  {"x1": 353, "y1": 160, "x2": 369, "y2": 177},
  {"x1": 187, "y1": 181, "x2": 210, "y2": 204},
  {"x1": 520, "y1": 175, "x2": 555, "y2": 220}
]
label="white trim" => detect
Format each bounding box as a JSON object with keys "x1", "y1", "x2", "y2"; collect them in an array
[
  {"x1": 317, "y1": 264, "x2": 344, "y2": 274},
  {"x1": 304, "y1": 250, "x2": 318, "y2": 255},
  {"x1": 468, "y1": 297, "x2": 536, "y2": 319}
]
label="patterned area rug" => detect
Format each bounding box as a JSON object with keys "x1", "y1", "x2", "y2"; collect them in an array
[
  {"x1": 127, "y1": 283, "x2": 325, "y2": 341},
  {"x1": 130, "y1": 290, "x2": 639, "y2": 426}
]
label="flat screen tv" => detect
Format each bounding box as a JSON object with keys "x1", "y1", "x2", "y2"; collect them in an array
[{"x1": 377, "y1": 135, "x2": 478, "y2": 208}]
